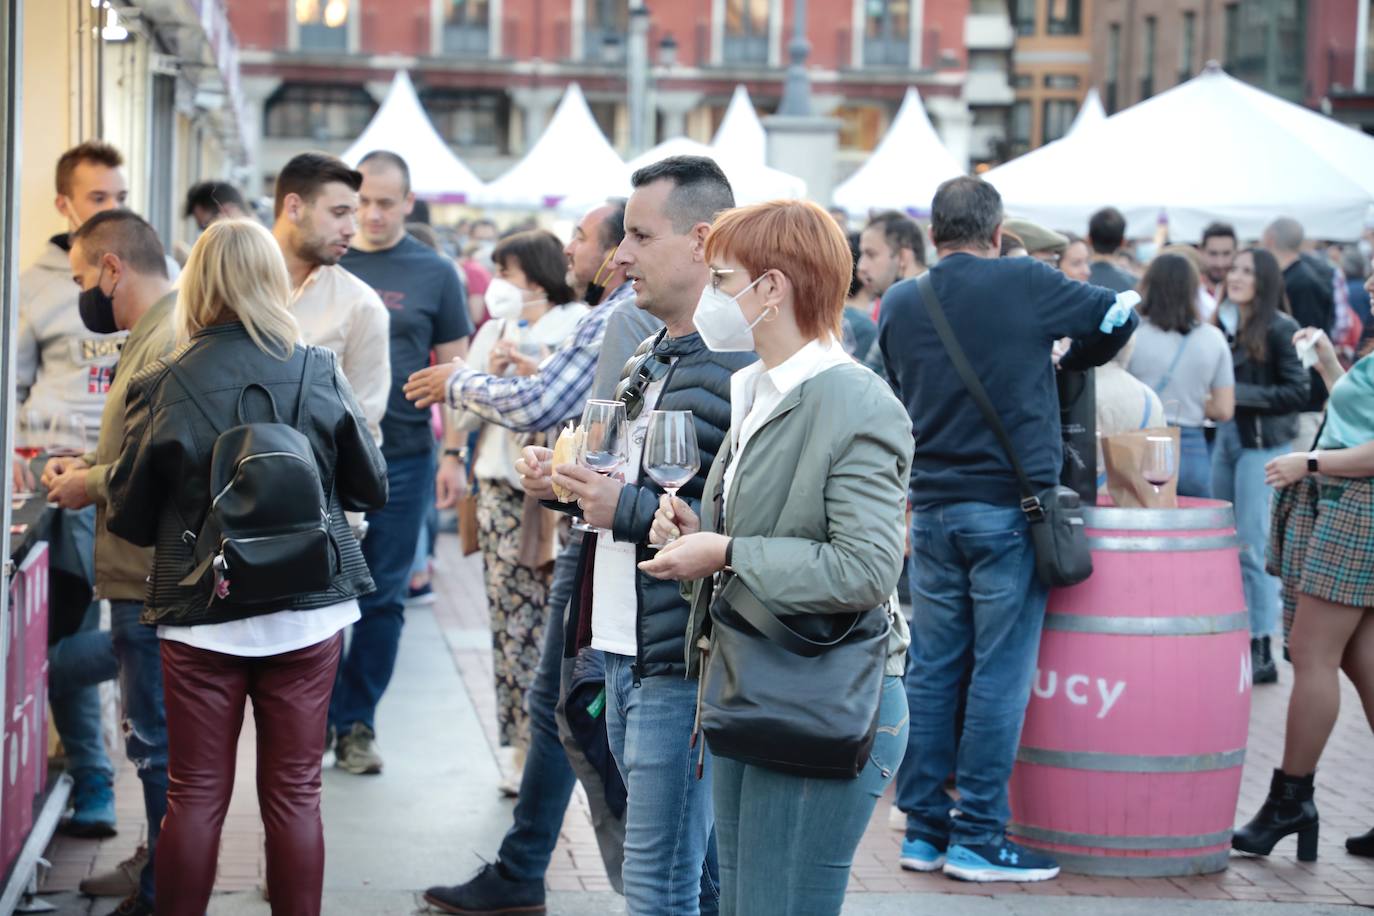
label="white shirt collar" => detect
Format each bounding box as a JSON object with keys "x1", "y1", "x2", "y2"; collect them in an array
[{"x1": 728, "y1": 336, "x2": 853, "y2": 453}]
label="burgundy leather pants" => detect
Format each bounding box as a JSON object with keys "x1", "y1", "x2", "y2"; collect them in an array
[{"x1": 156, "y1": 633, "x2": 341, "y2": 915}]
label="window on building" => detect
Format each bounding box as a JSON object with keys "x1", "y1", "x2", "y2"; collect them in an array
[
  {"x1": 587, "y1": 0, "x2": 629, "y2": 63},
  {"x1": 1223, "y1": 3, "x2": 1239, "y2": 69},
  {"x1": 264, "y1": 83, "x2": 377, "y2": 140},
  {"x1": 588, "y1": 99, "x2": 620, "y2": 144},
  {"x1": 1013, "y1": 0, "x2": 1036, "y2": 36},
  {"x1": 442, "y1": 0, "x2": 490, "y2": 56},
  {"x1": 1141, "y1": 16, "x2": 1157, "y2": 99},
  {"x1": 1042, "y1": 98, "x2": 1077, "y2": 143},
  {"x1": 1043, "y1": 74, "x2": 1080, "y2": 89},
  {"x1": 1180, "y1": 11, "x2": 1196, "y2": 83},
  {"x1": 1273, "y1": 0, "x2": 1306, "y2": 99},
  {"x1": 835, "y1": 102, "x2": 886, "y2": 151},
  {"x1": 864, "y1": 0, "x2": 911, "y2": 67},
  {"x1": 1106, "y1": 23, "x2": 1120, "y2": 112},
  {"x1": 1013, "y1": 73, "x2": 1033, "y2": 89},
  {"x1": 724, "y1": 0, "x2": 769, "y2": 64},
  {"x1": 419, "y1": 89, "x2": 508, "y2": 151},
  {"x1": 1010, "y1": 100, "x2": 1031, "y2": 156},
  {"x1": 1047, "y1": 0, "x2": 1081, "y2": 36},
  {"x1": 295, "y1": 0, "x2": 351, "y2": 52}
]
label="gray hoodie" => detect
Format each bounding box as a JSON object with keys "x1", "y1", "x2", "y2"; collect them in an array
[{"x1": 16, "y1": 235, "x2": 178, "y2": 449}]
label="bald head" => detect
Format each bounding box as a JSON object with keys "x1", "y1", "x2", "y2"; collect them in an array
[
  {"x1": 565, "y1": 199, "x2": 628, "y2": 298},
  {"x1": 1264, "y1": 217, "x2": 1304, "y2": 254}
]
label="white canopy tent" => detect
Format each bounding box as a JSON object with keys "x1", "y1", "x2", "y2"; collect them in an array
[
  {"x1": 984, "y1": 66, "x2": 1374, "y2": 241},
  {"x1": 340, "y1": 71, "x2": 485, "y2": 203},
  {"x1": 559, "y1": 136, "x2": 807, "y2": 216},
  {"x1": 711, "y1": 85, "x2": 769, "y2": 165},
  {"x1": 1066, "y1": 87, "x2": 1106, "y2": 137},
  {"x1": 475, "y1": 83, "x2": 629, "y2": 210},
  {"x1": 831, "y1": 87, "x2": 965, "y2": 218}
]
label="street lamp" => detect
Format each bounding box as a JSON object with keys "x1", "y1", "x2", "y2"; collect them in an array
[
  {"x1": 627, "y1": 3, "x2": 650, "y2": 155},
  {"x1": 658, "y1": 33, "x2": 679, "y2": 69},
  {"x1": 777, "y1": 0, "x2": 813, "y2": 116}
]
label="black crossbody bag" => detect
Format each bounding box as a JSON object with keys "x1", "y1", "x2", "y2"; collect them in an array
[{"x1": 916, "y1": 274, "x2": 1093, "y2": 588}]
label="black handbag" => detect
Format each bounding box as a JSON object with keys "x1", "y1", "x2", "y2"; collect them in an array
[{"x1": 916, "y1": 274, "x2": 1093, "y2": 588}]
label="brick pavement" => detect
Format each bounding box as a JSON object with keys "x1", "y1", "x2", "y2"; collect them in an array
[{"x1": 40, "y1": 533, "x2": 1374, "y2": 907}]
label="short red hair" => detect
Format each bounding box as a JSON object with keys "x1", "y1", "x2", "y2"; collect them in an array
[{"x1": 705, "y1": 199, "x2": 851, "y2": 342}]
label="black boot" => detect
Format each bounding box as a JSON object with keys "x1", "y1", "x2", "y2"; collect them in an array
[
  {"x1": 1348, "y1": 828, "x2": 1374, "y2": 857},
  {"x1": 1233, "y1": 769, "x2": 1318, "y2": 862},
  {"x1": 423, "y1": 862, "x2": 546, "y2": 915},
  {"x1": 1252, "y1": 637, "x2": 1278, "y2": 685}
]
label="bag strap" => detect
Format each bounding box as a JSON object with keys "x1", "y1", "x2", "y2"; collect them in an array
[
  {"x1": 1138, "y1": 390, "x2": 1154, "y2": 429},
  {"x1": 1151, "y1": 329, "x2": 1193, "y2": 396},
  {"x1": 161, "y1": 357, "x2": 223, "y2": 436},
  {"x1": 916, "y1": 274, "x2": 1041, "y2": 516},
  {"x1": 722, "y1": 578, "x2": 871, "y2": 659},
  {"x1": 236, "y1": 385, "x2": 283, "y2": 425},
  {"x1": 294, "y1": 346, "x2": 314, "y2": 433}
]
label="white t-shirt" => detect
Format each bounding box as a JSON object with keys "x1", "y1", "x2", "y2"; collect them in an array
[
  {"x1": 158, "y1": 599, "x2": 360, "y2": 658},
  {"x1": 590, "y1": 375, "x2": 667, "y2": 657}
]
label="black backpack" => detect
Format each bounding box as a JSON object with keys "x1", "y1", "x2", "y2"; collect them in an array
[{"x1": 165, "y1": 348, "x2": 337, "y2": 607}]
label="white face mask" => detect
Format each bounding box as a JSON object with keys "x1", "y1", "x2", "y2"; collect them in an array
[
  {"x1": 693, "y1": 273, "x2": 772, "y2": 352},
  {"x1": 485, "y1": 278, "x2": 527, "y2": 320}
]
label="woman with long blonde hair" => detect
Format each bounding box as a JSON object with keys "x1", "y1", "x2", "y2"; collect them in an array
[{"x1": 107, "y1": 219, "x2": 387, "y2": 915}]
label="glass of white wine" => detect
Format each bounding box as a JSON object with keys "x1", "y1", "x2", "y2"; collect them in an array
[
  {"x1": 575, "y1": 400, "x2": 628, "y2": 533},
  {"x1": 643, "y1": 410, "x2": 700, "y2": 548}
]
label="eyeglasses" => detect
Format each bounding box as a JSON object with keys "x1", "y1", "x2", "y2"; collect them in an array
[
  {"x1": 709, "y1": 266, "x2": 741, "y2": 293},
  {"x1": 615, "y1": 335, "x2": 673, "y2": 420}
]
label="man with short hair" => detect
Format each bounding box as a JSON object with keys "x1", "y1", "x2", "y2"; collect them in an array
[
  {"x1": 1199, "y1": 221, "x2": 1238, "y2": 312},
  {"x1": 183, "y1": 180, "x2": 250, "y2": 230},
  {"x1": 41, "y1": 210, "x2": 176, "y2": 916},
  {"x1": 325, "y1": 150, "x2": 472, "y2": 774},
  {"x1": 413, "y1": 203, "x2": 651, "y2": 914},
  {"x1": 881, "y1": 176, "x2": 1136, "y2": 882},
  {"x1": 1086, "y1": 206, "x2": 1138, "y2": 292},
  {"x1": 1263, "y1": 216, "x2": 1334, "y2": 446},
  {"x1": 271, "y1": 151, "x2": 391, "y2": 445},
  {"x1": 859, "y1": 209, "x2": 927, "y2": 307}
]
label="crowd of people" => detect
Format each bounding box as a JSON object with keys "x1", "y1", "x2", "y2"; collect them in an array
[{"x1": 11, "y1": 137, "x2": 1374, "y2": 916}]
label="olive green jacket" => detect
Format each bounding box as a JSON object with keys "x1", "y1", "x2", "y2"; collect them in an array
[{"x1": 684, "y1": 361, "x2": 913, "y2": 677}]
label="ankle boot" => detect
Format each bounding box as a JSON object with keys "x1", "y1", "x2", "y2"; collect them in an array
[
  {"x1": 1348, "y1": 828, "x2": 1374, "y2": 857},
  {"x1": 1233, "y1": 769, "x2": 1318, "y2": 861},
  {"x1": 1252, "y1": 637, "x2": 1278, "y2": 684}
]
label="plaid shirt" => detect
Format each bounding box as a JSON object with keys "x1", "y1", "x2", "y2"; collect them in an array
[{"x1": 445, "y1": 282, "x2": 634, "y2": 433}]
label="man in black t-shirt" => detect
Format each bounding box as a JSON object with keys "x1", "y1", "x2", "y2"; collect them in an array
[
  {"x1": 1087, "y1": 206, "x2": 1138, "y2": 293},
  {"x1": 331, "y1": 151, "x2": 473, "y2": 775},
  {"x1": 1264, "y1": 217, "x2": 1334, "y2": 443}
]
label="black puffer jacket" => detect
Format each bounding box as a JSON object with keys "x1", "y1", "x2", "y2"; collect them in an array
[
  {"x1": 1226, "y1": 310, "x2": 1308, "y2": 449},
  {"x1": 567, "y1": 330, "x2": 754, "y2": 680},
  {"x1": 107, "y1": 324, "x2": 389, "y2": 626}
]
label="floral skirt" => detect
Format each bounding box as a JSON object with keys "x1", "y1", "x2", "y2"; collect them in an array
[{"x1": 476, "y1": 478, "x2": 553, "y2": 749}]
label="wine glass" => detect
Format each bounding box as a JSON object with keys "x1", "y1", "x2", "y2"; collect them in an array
[
  {"x1": 572, "y1": 401, "x2": 627, "y2": 533},
  {"x1": 45, "y1": 412, "x2": 88, "y2": 458},
  {"x1": 14, "y1": 408, "x2": 44, "y2": 462},
  {"x1": 644, "y1": 410, "x2": 700, "y2": 547},
  {"x1": 1142, "y1": 435, "x2": 1177, "y2": 497}
]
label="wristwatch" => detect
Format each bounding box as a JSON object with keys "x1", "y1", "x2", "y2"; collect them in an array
[
  {"x1": 444, "y1": 447, "x2": 470, "y2": 462},
  {"x1": 1306, "y1": 450, "x2": 1320, "y2": 474}
]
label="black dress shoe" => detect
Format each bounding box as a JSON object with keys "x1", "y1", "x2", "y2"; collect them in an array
[
  {"x1": 1348, "y1": 828, "x2": 1374, "y2": 857},
  {"x1": 423, "y1": 862, "x2": 546, "y2": 915},
  {"x1": 1252, "y1": 637, "x2": 1278, "y2": 684},
  {"x1": 1233, "y1": 768, "x2": 1319, "y2": 862}
]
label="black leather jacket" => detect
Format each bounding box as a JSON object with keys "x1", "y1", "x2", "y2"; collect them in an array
[
  {"x1": 1227, "y1": 310, "x2": 1309, "y2": 449},
  {"x1": 107, "y1": 324, "x2": 388, "y2": 627},
  {"x1": 564, "y1": 331, "x2": 755, "y2": 680}
]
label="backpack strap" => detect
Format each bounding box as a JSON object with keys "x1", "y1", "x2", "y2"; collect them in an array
[
  {"x1": 236, "y1": 384, "x2": 283, "y2": 425},
  {"x1": 294, "y1": 346, "x2": 314, "y2": 433}
]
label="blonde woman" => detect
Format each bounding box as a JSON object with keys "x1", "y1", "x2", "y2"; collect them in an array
[{"x1": 106, "y1": 220, "x2": 387, "y2": 916}]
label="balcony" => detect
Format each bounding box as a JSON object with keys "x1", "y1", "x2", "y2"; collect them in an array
[
  {"x1": 965, "y1": 69, "x2": 1015, "y2": 106},
  {"x1": 722, "y1": 33, "x2": 769, "y2": 66},
  {"x1": 586, "y1": 27, "x2": 627, "y2": 64},
  {"x1": 864, "y1": 36, "x2": 910, "y2": 68},
  {"x1": 443, "y1": 23, "x2": 491, "y2": 58},
  {"x1": 965, "y1": 14, "x2": 1014, "y2": 51}
]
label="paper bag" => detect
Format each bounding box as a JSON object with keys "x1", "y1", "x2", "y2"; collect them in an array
[{"x1": 1103, "y1": 426, "x2": 1181, "y2": 509}]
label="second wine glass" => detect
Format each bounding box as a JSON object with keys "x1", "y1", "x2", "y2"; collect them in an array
[
  {"x1": 1142, "y1": 435, "x2": 1177, "y2": 497},
  {"x1": 644, "y1": 410, "x2": 700, "y2": 547}
]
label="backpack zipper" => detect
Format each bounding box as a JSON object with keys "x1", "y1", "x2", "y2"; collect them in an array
[{"x1": 211, "y1": 451, "x2": 318, "y2": 509}]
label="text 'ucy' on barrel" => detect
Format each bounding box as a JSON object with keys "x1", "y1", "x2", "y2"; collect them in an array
[{"x1": 1008, "y1": 497, "x2": 1251, "y2": 877}]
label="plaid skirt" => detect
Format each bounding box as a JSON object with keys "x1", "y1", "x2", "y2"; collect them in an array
[{"x1": 1268, "y1": 475, "x2": 1374, "y2": 640}]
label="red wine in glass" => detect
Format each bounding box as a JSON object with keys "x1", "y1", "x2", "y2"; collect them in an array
[{"x1": 13, "y1": 446, "x2": 42, "y2": 460}]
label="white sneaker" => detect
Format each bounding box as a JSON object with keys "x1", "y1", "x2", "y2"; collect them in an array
[{"x1": 888, "y1": 805, "x2": 907, "y2": 832}]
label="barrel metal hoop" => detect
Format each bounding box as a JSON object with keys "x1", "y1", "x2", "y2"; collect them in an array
[
  {"x1": 1009, "y1": 823, "x2": 1233, "y2": 852},
  {"x1": 1008, "y1": 846, "x2": 1232, "y2": 877},
  {"x1": 1082, "y1": 505, "x2": 1235, "y2": 531},
  {"x1": 1016, "y1": 746, "x2": 1247, "y2": 773},
  {"x1": 1044, "y1": 611, "x2": 1250, "y2": 636},
  {"x1": 1087, "y1": 534, "x2": 1240, "y2": 552}
]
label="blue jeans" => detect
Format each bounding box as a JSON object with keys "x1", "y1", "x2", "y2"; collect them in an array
[
  {"x1": 330, "y1": 450, "x2": 435, "y2": 733},
  {"x1": 1211, "y1": 421, "x2": 1285, "y2": 637},
  {"x1": 498, "y1": 533, "x2": 583, "y2": 880},
  {"x1": 48, "y1": 600, "x2": 116, "y2": 782},
  {"x1": 713, "y1": 675, "x2": 907, "y2": 916},
  {"x1": 904, "y1": 502, "x2": 1049, "y2": 847},
  {"x1": 1177, "y1": 425, "x2": 1213, "y2": 498},
  {"x1": 605, "y1": 652, "x2": 718, "y2": 915},
  {"x1": 111, "y1": 601, "x2": 168, "y2": 906}
]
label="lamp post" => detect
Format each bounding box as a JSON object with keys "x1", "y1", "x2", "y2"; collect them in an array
[
  {"x1": 627, "y1": 2, "x2": 650, "y2": 155},
  {"x1": 777, "y1": 0, "x2": 813, "y2": 116}
]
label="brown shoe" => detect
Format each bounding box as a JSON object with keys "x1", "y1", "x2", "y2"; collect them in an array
[
  {"x1": 79, "y1": 845, "x2": 148, "y2": 898},
  {"x1": 335, "y1": 723, "x2": 384, "y2": 775}
]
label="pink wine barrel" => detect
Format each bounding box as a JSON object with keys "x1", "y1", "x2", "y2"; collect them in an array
[{"x1": 1008, "y1": 497, "x2": 1251, "y2": 877}]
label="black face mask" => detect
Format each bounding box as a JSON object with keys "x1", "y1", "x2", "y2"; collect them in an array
[
  {"x1": 584, "y1": 250, "x2": 617, "y2": 307},
  {"x1": 79, "y1": 266, "x2": 119, "y2": 335}
]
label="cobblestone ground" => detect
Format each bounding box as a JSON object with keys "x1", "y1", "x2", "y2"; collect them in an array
[{"x1": 41, "y1": 534, "x2": 1374, "y2": 908}]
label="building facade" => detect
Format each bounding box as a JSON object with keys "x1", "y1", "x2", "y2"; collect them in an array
[
  {"x1": 1090, "y1": 0, "x2": 1374, "y2": 134},
  {"x1": 1010, "y1": 0, "x2": 1093, "y2": 153},
  {"x1": 228, "y1": 0, "x2": 1019, "y2": 196}
]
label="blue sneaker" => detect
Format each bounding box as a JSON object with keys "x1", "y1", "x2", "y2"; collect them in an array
[
  {"x1": 899, "y1": 836, "x2": 947, "y2": 872},
  {"x1": 59, "y1": 770, "x2": 117, "y2": 839},
  {"x1": 943, "y1": 839, "x2": 1060, "y2": 882}
]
